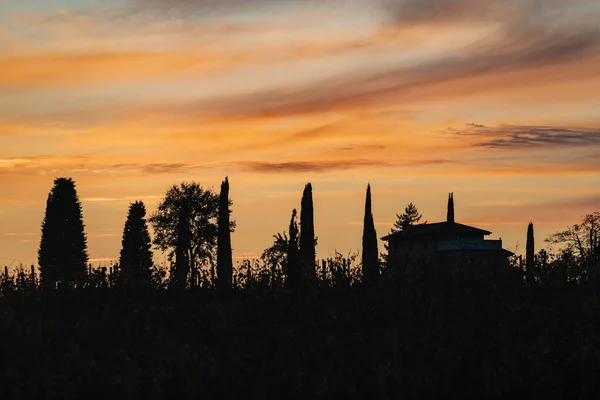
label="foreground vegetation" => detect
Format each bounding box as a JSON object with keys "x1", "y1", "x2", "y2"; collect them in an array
[
  {"x1": 1, "y1": 176, "x2": 599, "y2": 398},
  {"x1": 1, "y1": 256, "x2": 600, "y2": 399}
]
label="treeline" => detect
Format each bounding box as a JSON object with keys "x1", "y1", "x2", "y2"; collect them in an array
[
  {"x1": 1, "y1": 177, "x2": 600, "y2": 294},
  {"x1": 1, "y1": 177, "x2": 376, "y2": 295},
  {"x1": 2, "y1": 177, "x2": 600, "y2": 398}
]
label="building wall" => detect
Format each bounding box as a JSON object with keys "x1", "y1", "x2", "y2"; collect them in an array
[
  {"x1": 387, "y1": 233, "x2": 496, "y2": 266},
  {"x1": 435, "y1": 250, "x2": 510, "y2": 266}
]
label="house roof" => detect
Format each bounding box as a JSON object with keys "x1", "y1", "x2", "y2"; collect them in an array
[{"x1": 381, "y1": 221, "x2": 492, "y2": 241}]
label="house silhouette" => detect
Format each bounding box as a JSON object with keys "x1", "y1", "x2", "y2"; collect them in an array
[{"x1": 382, "y1": 193, "x2": 513, "y2": 266}]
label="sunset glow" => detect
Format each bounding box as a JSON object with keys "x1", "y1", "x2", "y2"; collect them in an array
[{"x1": 2, "y1": 0, "x2": 600, "y2": 266}]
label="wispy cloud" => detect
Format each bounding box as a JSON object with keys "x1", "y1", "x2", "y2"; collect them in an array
[
  {"x1": 161, "y1": 28, "x2": 600, "y2": 120},
  {"x1": 448, "y1": 124, "x2": 600, "y2": 149},
  {"x1": 235, "y1": 159, "x2": 389, "y2": 173}
]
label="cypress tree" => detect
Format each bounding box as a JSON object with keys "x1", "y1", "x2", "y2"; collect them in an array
[
  {"x1": 447, "y1": 192, "x2": 455, "y2": 223},
  {"x1": 38, "y1": 177, "x2": 88, "y2": 289},
  {"x1": 286, "y1": 209, "x2": 300, "y2": 291},
  {"x1": 217, "y1": 177, "x2": 233, "y2": 294},
  {"x1": 362, "y1": 184, "x2": 379, "y2": 285},
  {"x1": 526, "y1": 222, "x2": 535, "y2": 286},
  {"x1": 299, "y1": 183, "x2": 316, "y2": 282},
  {"x1": 118, "y1": 201, "x2": 154, "y2": 287}
]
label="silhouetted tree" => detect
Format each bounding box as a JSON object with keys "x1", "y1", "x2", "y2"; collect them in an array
[
  {"x1": 149, "y1": 182, "x2": 234, "y2": 289},
  {"x1": 38, "y1": 177, "x2": 88, "y2": 289},
  {"x1": 299, "y1": 183, "x2": 316, "y2": 282},
  {"x1": 261, "y1": 232, "x2": 289, "y2": 287},
  {"x1": 392, "y1": 202, "x2": 423, "y2": 233},
  {"x1": 217, "y1": 177, "x2": 233, "y2": 294},
  {"x1": 286, "y1": 209, "x2": 300, "y2": 291},
  {"x1": 118, "y1": 201, "x2": 154, "y2": 288},
  {"x1": 546, "y1": 212, "x2": 600, "y2": 285},
  {"x1": 362, "y1": 184, "x2": 379, "y2": 285},
  {"x1": 174, "y1": 202, "x2": 191, "y2": 289},
  {"x1": 447, "y1": 192, "x2": 455, "y2": 223},
  {"x1": 546, "y1": 213, "x2": 600, "y2": 261},
  {"x1": 385, "y1": 201, "x2": 424, "y2": 267},
  {"x1": 526, "y1": 222, "x2": 535, "y2": 286}
]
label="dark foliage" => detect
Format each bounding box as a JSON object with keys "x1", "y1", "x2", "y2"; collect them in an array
[
  {"x1": 2, "y1": 255, "x2": 600, "y2": 399},
  {"x1": 286, "y1": 209, "x2": 300, "y2": 292},
  {"x1": 38, "y1": 177, "x2": 88, "y2": 289},
  {"x1": 362, "y1": 184, "x2": 379, "y2": 285},
  {"x1": 299, "y1": 183, "x2": 317, "y2": 283},
  {"x1": 447, "y1": 192, "x2": 455, "y2": 223},
  {"x1": 118, "y1": 201, "x2": 154, "y2": 288},
  {"x1": 5, "y1": 179, "x2": 600, "y2": 398},
  {"x1": 392, "y1": 202, "x2": 423, "y2": 233},
  {"x1": 149, "y1": 182, "x2": 235, "y2": 289},
  {"x1": 216, "y1": 177, "x2": 233, "y2": 294},
  {"x1": 526, "y1": 222, "x2": 535, "y2": 286}
]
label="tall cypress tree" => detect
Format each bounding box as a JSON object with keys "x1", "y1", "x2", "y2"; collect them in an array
[
  {"x1": 362, "y1": 184, "x2": 379, "y2": 285},
  {"x1": 447, "y1": 192, "x2": 455, "y2": 223},
  {"x1": 118, "y1": 201, "x2": 154, "y2": 287},
  {"x1": 286, "y1": 209, "x2": 300, "y2": 291},
  {"x1": 38, "y1": 177, "x2": 88, "y2": 289},
  {"x1": 526, "y1": 222, "x2": 535, "y2": 286},
  {"x1": 217, "y1": 177, "x2": 233, "y2": 293},
  {"x1": 299, "y1": 183, "x2": 316, "y2": 282}
]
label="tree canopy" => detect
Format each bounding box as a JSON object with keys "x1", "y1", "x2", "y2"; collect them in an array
[
  {"x1": 149, "y1": 182, "x2": 235, "y2": 289},
  {"x1": 546, "y1": 212, "x2": 600, "y2": 260},
  {"x1": 286, "y1": 209, "x2": 300, "y2": 290},
  {"x1": 362, "y1": 184, "x2": 379, "y2": 285},
  {"x1": 38, "y1": 177, "x2": 88, "y2": 289},
  {"x1": 391, "y1": 202, "x2": 423, "y2": 233},
  {"x1": 119, "y1": 201, "x2": 154, "y2": 287},
  {"x1": 300, "y1": 183, "x2": 316, "y2": 282},
  {"x1": 217, "y1": 177, "x2": 233, "y2": 293}
]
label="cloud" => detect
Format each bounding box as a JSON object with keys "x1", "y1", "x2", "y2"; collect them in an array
[
  {"x1": 163, "y1": 18, "x2": 600, "y2": 120},
  {"x1": 448, "y1": 124, "x2": 600, "y2": 149},
  {"x1": 0, "y1": 51, "x2": 231, "y2": 89},
  {"x1": 235, "y1": 159, "x2": 389, "y2": 173},
  {"x1": 108, "y1": 0, "x2": 365, "y2": 22},
  {"x1": 111, "y1": 162, "x2": 216, "y2": 175},
  {"x1": 0, "y1": 156, "x2": 217, "y2": 178},
  {"x1": 0, "y1": 155, "x2": 91, "y2": 173},
  {"x1": 337, "y1": 144, "x2": 386, "y2": 152}
]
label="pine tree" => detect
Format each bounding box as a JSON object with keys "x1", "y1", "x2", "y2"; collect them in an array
[
  {"x1": 362, "y1": 184, "x2": 379, "y2": 285},
  {"x1": 392, "y1": 202, "x2": 423, "y2": 233},
  {"x1": 286, "y1": 209, "x2": 300, "y2": 291},
  {"x1": 217, "y1": 177, "x2": 233, "y2": 294},
  {"x1": 299, "y1": 183, "x2": 316, "y2": 282},
  {"x1": 118, "y1": 201, "x2": 154, "y2": 287},
  {"x1": 38, "y1": 177, "x2": 88, "y2": 289},
  {"x1": 526, "y1": 222, "x2": 535, "y2": 286}
]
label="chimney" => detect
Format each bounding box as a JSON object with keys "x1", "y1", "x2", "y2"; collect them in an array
[{"x1": 447, "y1": 192, "x2": 455, "y2": 223}]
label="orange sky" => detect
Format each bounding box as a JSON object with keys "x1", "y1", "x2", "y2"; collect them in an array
[{"x1": 1, "y1": 0, "x2": 600, "y2": 267}]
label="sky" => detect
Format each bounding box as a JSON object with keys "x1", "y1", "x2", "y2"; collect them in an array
[{"x1": 1, "y1": 0, "x2": 600, "y2": 267}]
